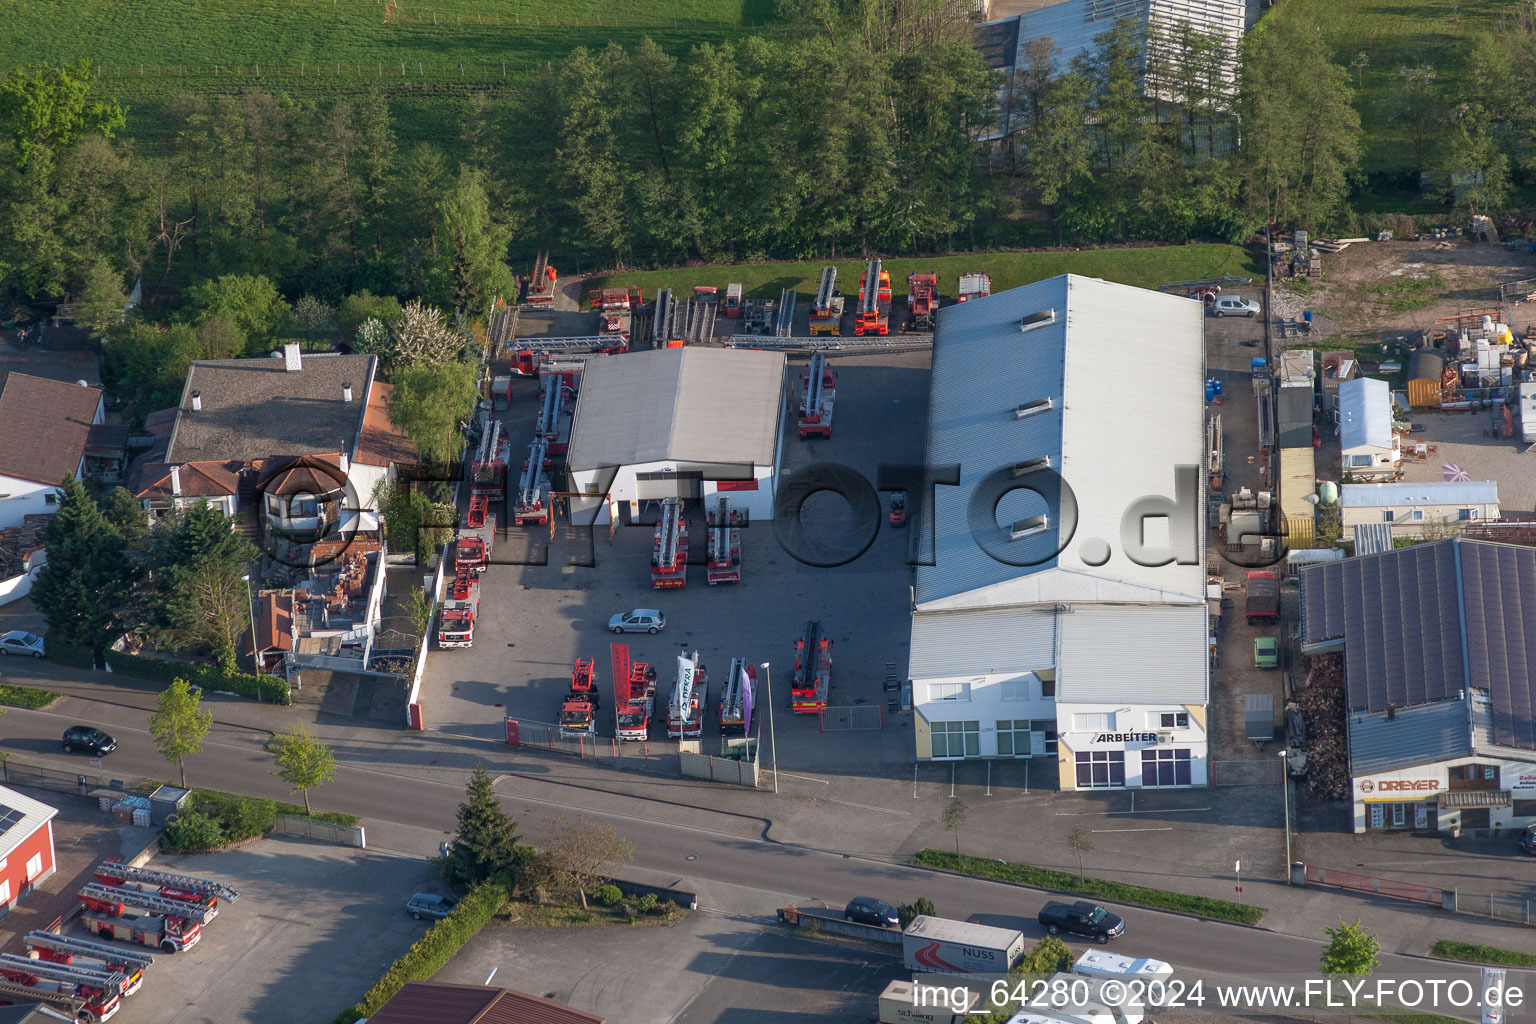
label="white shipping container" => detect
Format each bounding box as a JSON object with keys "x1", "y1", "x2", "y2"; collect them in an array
[
  {"x1": 878, "y1": 980, "x2": 978, "y2": 1024},
  {"x1": 903, "y1": 916, "x2": 1026, "y2": 975}
]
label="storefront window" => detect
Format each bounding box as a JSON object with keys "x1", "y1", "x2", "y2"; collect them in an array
[
  {"x1": 996, "y1": 721, "x2": 1031, "y2": 757},
  {"x1": 1140, "y1": 748, "x2": 1192, "y2": 787},
  {"x1": 932, "y1": 721, "x2": 979, "y2": 759},
  {"x1": 1075, "y1": 750, "x2": 1125, "y2": 788}
]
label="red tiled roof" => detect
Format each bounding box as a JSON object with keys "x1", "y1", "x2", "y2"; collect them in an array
[
  {"x1": 243, "y1": 592, "x2": 294, "y2": 656},
  {"x1": 0, "y1": 372, "x2": 102, "y2": 486},
  {"x1": 258, "y1": 454, "x2": 346, "y2": 496},
  {"x1": 135, "y1": 461, "x2": 242, "y2": 501},
  {"x1": 365, "y1": 983, "x2": 605, "y2": 1024},
  {"x1": 357, "y1": 382, "x2": 418, "y2": 468}
]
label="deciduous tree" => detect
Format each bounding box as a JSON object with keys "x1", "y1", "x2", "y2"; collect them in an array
[
  {"x1": 268, "y1": 724, "x2": 338, "y2": 815},
  {"x1": 1321, "y1": 919, "x2": 1380, "y2": 975},
  {"x1": 388, "y1": 360, "x2": 480, "y2": 466},
  {"x1": 149, "y1": 677, "x2": 212, "y2": 788},
  {"x1": 544, "y1": 814, "x2": 634, "y2": 909},
  {"x1": 0, "y1": 61, "x2": 125, "y2": 168}
]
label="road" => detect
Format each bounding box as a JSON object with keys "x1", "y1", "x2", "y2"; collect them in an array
[{"x1": 2, "y1": 696, "x2": 1524, "y2": 1007}]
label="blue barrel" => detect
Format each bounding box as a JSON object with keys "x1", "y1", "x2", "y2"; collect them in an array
[
  {"x1": 1303, "y1": 310, "x2": 1314, "y2": 324},
  {"x1": 1205, "y1": 379, "x2": 1216, "y2": 402}
]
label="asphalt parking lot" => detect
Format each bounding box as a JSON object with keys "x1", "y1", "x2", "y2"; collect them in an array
[
  {"x1": 417, "y1": 350, "x2": 930, "y2": 776},
  {"x1": 103, "y1": 838, "x2": 437, "y2": 1024},
  {"x1": 433, "y1": 910, "x2": 899, "y2": 1023}
]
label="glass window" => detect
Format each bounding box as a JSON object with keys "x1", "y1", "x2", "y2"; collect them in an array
[
  {"x1": 1074, "y1": 712, "x2": 1112, "y2": 732},
  {"x1": 1349, "y1": 454, "x2": 1374, "y2": 468},
  {"x1": 932, "y1": 721, "x2": 980, "y2": 759},
  {"x1": 1030, "y1": 721, "x2": 1059, "y2": 754},
  {"x1": 1383, "y1": 510, "x2": 1395, "y2": 523},
  {"x1": 1411, "y1": 510, "x2": 1424, "y2": 521},
  {"x1": 1391, "y1": 803, "x2": 1407, "y2": 827},
  {"x1": 1159, "y1": 712, "x2": 1190, "y2": 729},
  {"x1": 1040, "y1": 678, "x2": 1056, "y2": 699},
  {"x1": 929, "y1": 682, "x2": 971, "y2": 702},
  {"x1": 1458, "y1": 508, "x2": 1475, "y2": 521},
  {"x1": 1140, "y1": 748, "x2": 1192, "y2": 787},
  {"x1": 1000, "y1": 678, "x2": 1030, "y2": 701},
  {"x1": 1075, "y1": 750, "x2": 1125, "y2": 788},
  {"x1": 997, "y1": 720, "x2": 1031, "y2": 757}
]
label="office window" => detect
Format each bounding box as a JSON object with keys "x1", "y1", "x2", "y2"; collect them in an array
[
  {"x1": 1348, "y1": 454, "x2": 1374, "y2": 468},
  {"x1": 1000, "y1": 678, "x2": 1031, "y2": 701},
  {"x1": 1074, "y1": 712, "x2": 1112, "y2": 732},
  {"x1": 996, "y1": 720, "x2": 1032, "y2": 757},
  {"x1": 932, "y1": 721, "x2": 980, "y2": 758},
  {"x1": 1411, "y1": 509, "x2": 1424, "y2": 521},
  {"x1": 1040, "y1": 678, "x2": 1056, "y2": 699},
  {"x1": 25, "y1": 852, "x2": 42, "y2": 879},
  {"x1": 1140, "y1": 748, "x2": 1192, "y2": 787},
  {"x1": 1075, "y1": 750, "x2": 1125, "y2": 788},
  {"x1": 1159, "y1": 712, "x2": 1190, "y2": 730},
  {"x1": 1391, "y1": 803, "x2": 1407, "y2": 827},
  {"x1": 1031, "y1": 721, "x2": 1059, "y2": 754},
  {"x1": 1459, "y1": 508, "x2": 1475, "y2": 521},
  {"x1": 929, "y1": 682, "x2": 971, "y2": 702},
  {"x1": 0, "y1": 878, "x2": 9, "y2": 904},
  {"x1": 1382, "y1": 510, "x2": 1395, "y2": 523}
]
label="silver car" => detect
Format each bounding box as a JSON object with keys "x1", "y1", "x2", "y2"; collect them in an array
[
  {"x1": 406, "y1": 892, "x2": 456, "y2": 920},
  {"x1": 1210, "y1": 295, "x2": 1261, "y2": 318},
  {"x1": 0, "y1": 630, "x2": 45, "y2": 658},
  {"x1": 609, "y1": 609, "x2": 666, "y2": 634}
]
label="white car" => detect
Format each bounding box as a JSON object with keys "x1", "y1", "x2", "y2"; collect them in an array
[
  {"x1": 608, "y1": 609, "x2": 666, "y2": 634},
  {"x1": 0, "y1": 631, "x2": 44, "y2": 658},
  {"x1": 1210, "y1": 295, "x2": 1261, "y2": 318}
]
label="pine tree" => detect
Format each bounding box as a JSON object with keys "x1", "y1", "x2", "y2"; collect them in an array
[
  {"x1": 445, "y1": 764, "x2": 521, "y2": 887},
  {"x1": 32, "y1": 475, "x2": 138, "y2": 663}
]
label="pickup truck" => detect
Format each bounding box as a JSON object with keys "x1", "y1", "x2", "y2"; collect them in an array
[
  {"x1": 1244, "y1": 570, "x2": 1279, "y2": 625},
  {"x1": 1037, "y1": 901, "x2": 1125, "y2": 943}
]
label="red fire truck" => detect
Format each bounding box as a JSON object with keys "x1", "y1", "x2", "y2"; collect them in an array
[
  {"x1": 797, "y1": 353, "x2": 836, "y2": 439},
  {"x1": 514, "y1": 437, "x2": 552, "y2": 526},
  {"x1": 651, "y1": 498, "x2": 688, "y2": 589},
  {"x1": 0, "y1": 953, "x2": 124, "y2": 1022},
  {"x1": 611, "y1": 644, "x2": 658, "y2": 742},
  {"x1": 705, "y1": 497, "x2": 743, "y2": 584},
  {"x1": 77, "y1": 883, "x2": 203, "y2": 952},
  {"x1": 667, "y1": 652, "x2": 708, "y2": 740},
  {"x1": 436, "y1": 569, "x2": 480, "y2": 649},
  {"x1": 854, "y1": 259, "x2": 891, "y2": 336},
  {"x1": 455, "y1": 505, "x2": 494, "y2": 573},
  {"x1": 559, "y1": 658, "x2": 602, "y2": 736},
  {"x1": 24, "y1": 931, "x2": 153, "y2": 998},
  {"x1": 907, "y1": 271, "x2": 939, "y2": 331},
  {"x1": 535, "y1": 372, "x2": 575, "y2": 456},
  {"x1": 469, "y1": 420, "x2": 511, "y2": 503},
  {"x1": 791, "y1": 620, "x2": 832, "y2": 715}
]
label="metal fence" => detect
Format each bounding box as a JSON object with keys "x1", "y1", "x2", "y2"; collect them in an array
[
  {"x1": 272, "y1": 814, "x2": 366, "y2": 848},
  {"x1": 1209, "y1": 759, "x2": 1283, "y2": 787},
  {"x1": 818, "y1": 705, "x2": 885, "y2": 731},
  {"x1": 502, "y1": 717, "x2": 761, "y2": 788},
  {"x1": 0, "y1": 760, "x2": 102, "y2": 796},
  {"x1": 1453, "y1": 891, "x2": 1536, "y2": 927},
  {"x1": 1304, "y1": 865, "x2": 1445, "y2": 907},
  {"x1": 678, "y1": 751, "x2": 759, "y2": 788}
]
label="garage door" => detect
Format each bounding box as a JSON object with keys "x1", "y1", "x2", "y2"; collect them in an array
[{"x1": 636, "y1": 470, "x2": 701, "y2": 501}]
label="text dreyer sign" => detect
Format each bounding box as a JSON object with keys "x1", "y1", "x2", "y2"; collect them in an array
[{"x1": 1357, "y1": 777, "x2": 1441, "y2": 796}]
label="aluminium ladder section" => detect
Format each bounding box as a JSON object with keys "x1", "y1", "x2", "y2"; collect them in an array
[
  {"x1": 791, "y1": 620, "x2": 831, "y2": 714},
  {"x1": 94, "y1": 861, "x2": 239, "y2": 903},
  {"x1": 651, "y1": 498, "x2": 686, "y2": 588},
  {"x1": 858, "y1": 259, "x2": 882, "y2": 317},
  {"x1": 719, "y1": 655, "x2": 748, "y2": 733},
  {"x1": 536, "y1": 378, "x2": 564, "y2": 439},
  {"x1": 724, "y1": 334, "x2": 932, "y2": 352},
  {"x1": 79, "y1": 882, "x2": 218, "y2": 926},
  {"x1": 0, "y1": 978, "x2": 90, "y2": 1017},
  {"x1": 25, "y1": 931, "x2": 156, "y2": 970},
  {"x1": 798, "y1": 353, "x2": 833, "y2": 438},
  {"x1": 775, "y1": 289, "x2": 797, "y2": 337},
  {"x1": 516, "y1": 437, "x2": 551, "y2": 525},
  {"x1": 487, "y1": 298, "x2": 519, "y2": 355},
  {"x1": 0, "y1": 952, "x2": 128, "y2": 994},
  {"x1": 706, "y1": 497, "x2": 742, "y2": 584},
  {"x1": 813, "y1": 266, "x2": 837, "y2": 312}
]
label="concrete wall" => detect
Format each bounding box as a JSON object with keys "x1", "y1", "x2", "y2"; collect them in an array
[
  {"x1": 0, "y1": 476, "x2": 57, "y2": 530},
  {"x1": 0, "y1": 550, "x2": 45, "y2": 608}
]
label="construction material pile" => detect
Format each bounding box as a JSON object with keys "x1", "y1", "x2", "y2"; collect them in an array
[{"x1": 1294, "y1": 654, "x2": 1349, "y2": 801}]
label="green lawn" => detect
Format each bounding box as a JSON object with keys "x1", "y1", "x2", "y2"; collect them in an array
[
  {"x1": 0, "y1": 683, "x2": 60, "y2": 709},
  {"x1": 1431, "y1": 940, "x2": 1536, "y2": 968},
  {"x1": 1263, "y1": 0, "x2": 1506, "y2": 176},
  {"x1": 0, "y1": 0, "x2": 781, "y2": 144},
  {"x1": 589, "y1": 244, "x2": 1260, "y2": 302}
]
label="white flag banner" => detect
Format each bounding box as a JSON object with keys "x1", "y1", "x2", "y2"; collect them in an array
[{"x1": 1482, "y1": 967, "x2": 1506, "y2": 1024}]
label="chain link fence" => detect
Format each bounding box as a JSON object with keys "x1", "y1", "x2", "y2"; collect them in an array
[
  {"x1": 0, "y1": 759, "x2": 102, "y2": 797},
  {"x1": 818, "y1": 705, "x2": 885, "y2": 731},
  {"x1": 501, "y1": 717, "x2": 761, "y2": 788},
  {"x1": 1453, "y1": 891, "x2": 1536, "y2": 927},
  {"x1": 1209, "y1": 758, "x2": 1283, "y2": 787}
]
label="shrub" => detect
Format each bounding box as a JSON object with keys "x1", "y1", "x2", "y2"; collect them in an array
[
  {"x1": 161, "y1": 807, "x2": 226, "y2": 852},
  {"x1": 193, "y1": 791, "x2": 278, "y2": 842},
  {"x1": 636, "y1": 893, "x2": 659, "y2": 913},
  {"x1": 597, "y1": 884, "x2": 623, "y2": 907},
  {"x1": 332, "y1": 880, "x2": 508, "y2": 1024},
  {"x1": 47, "y1": 642, "x2": 95, "y2": 669},
  {"x1": 898, "y1": 896, "x2": 936, "y2": 929},
  {"x1": 104, "y1": 650, "x2": 290, "y2": 704}
]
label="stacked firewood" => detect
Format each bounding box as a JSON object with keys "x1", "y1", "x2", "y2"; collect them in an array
[{"x1": 1294, "y1": 653, "x2": 1350, "y2": 801}]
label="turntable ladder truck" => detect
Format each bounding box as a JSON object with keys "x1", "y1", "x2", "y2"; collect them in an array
[
  {"x1": 506, "y1": 335, "x2": 627, "y2": 378},
  {"x1": 706, "y1": 497, "x2": 743, "y2": 585},
  {"x1": 525, "y1": 251, "x2": 556, "y2": 306},
  {"x1": 854, "y1": 259, "x2": 891, "y2": 336},
  {"x1": 774, "y1": 289, "x2": 797, "y2": 338},
  {"x1": 907, "y1": 271, "x2": 939, "y2": 331},
  {"x1": 23, "y1": 931, "x2": 152, "y2": 998},
  {"x1": 798, "y1": 353, "x2": 836, "y2": 439},
  {"x1": 611, "y1": 643, "x2": 658, "y2": 742},
  {"x1": 791, "y1": 620, "x2": 832, "y2": 715},
  {"x1": 536, "y1": 375, "x2": 574, "y2": 455},
  {"x1": 667, "y1": 651, "x2": 708, "y2": 740},
  {"x1": 718, "y1": 657, "x2": 756, "y2": 736},
  {"x1": 514, "y1": 436, "x2": 552, "y2": 526},
  {"x1": 470, "y1": 419, "x2": 510, "y2": 502},
  {"x1": 79, "y1": 883, "x2": 217, "y2": 928},
  {"x1": 559, "y1": 657, "x2": 601, "y2": 736},
  {"x1": 436, "y1": 568, "x2": 480, "y2": 649},
  {"x1": 0, "y1": 954, "x2": 126, "y2": 1022},
  {"x1": 651, "y1": 497, "x2": 688, "y2": 589},
  {"x1": 957, "y1": 273, "x2": 991, "y2": 303},
  {"x1": 808, "y1": 267, "x2": 844, "y2": 336},
  {"x1": 93, "y1": 859, "x2": 239, "y2": 906},
  {"x1": 77, "y1": 886, "x2": 202, "y2": 954}
]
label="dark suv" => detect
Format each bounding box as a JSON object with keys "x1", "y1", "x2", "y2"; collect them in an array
[
  {"x1": 844, "y1": 897, "x2": 900, "y2": 928},
  {"x1": 1038, "y1": 901, "x2": 1125, "y2": 943},
  {"x1": 62, "y1": 725, "x2": 116, "y2": 755}
]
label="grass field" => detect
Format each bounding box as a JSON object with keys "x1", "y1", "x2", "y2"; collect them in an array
[
  {"x1": 0, "y1": 0, "x2": 780, "y2": 144},
  {"x1": 1264, "y1": 0, "x2": 1506, "y2": 177},
  {"x1": 587, "y1": 244, "x2": 1261, "y2": 300}
]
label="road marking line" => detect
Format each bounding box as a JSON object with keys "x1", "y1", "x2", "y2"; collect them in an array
[
  {"x1": 1054, "y1": 807, "x2": 1210, "y2": 816},
  {"x1": 1091, "y1": 826, "x2": 1174, "y2": 833}
]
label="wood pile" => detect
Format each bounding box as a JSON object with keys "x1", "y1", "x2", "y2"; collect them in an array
[{"x1": 1294, "y1": 653, "x2": 1350, "y2": 801}]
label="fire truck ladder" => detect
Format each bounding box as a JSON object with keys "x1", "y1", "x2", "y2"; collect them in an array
[
  {"x1": 513, "y1": 336, "x2": 620, "y2": 352},
  {"x1": 25, "y1": 931, "x2": 156, "y2": 969},
  {"x1": 0, "y1": 952, "x2": 127, "y2": 992},
  {"x1": 859, "y1": 259, "x2": 882, "y2": 316},
  {"x1": 803, "y1": 353, "x2": 827, "y2": 416},
  {"x1": 725, "y1": 334, "x2": 932, "y2": 353},
  {"x1": 689, "y1": 298, "x2": 717, "y2": 343},
  {"x1": 79, "y1": 883, "x2": 215, "y2": 924},
  {"x1": 94, "y1": 861, "x2": 240, "y2": 903},
  {"x1": 529, "y1": 251, "x2": 549, "y2": 292},
  {"x1": 775, "y1": 289, "x2": 797, "y2": 337},
  {"x1": 537, "y1": 379, "x2": 564, "y2": 437},
  {"x1": 655, "y1": 498, "x2": 683, "y2": 569},
  {"x1": 487, "y1": 298, "x2": 519, "y2": 354},
  {"x1": 814, "y1": 267, "x2": 837, "y2": 312},
  {"x1": 474, "y1": 418, "x2": 502, "y2": 474},
  {"x1": 653, "y1": 289, "x2": 684, "y2": 345},
  {"x1": 519, "y1": 437, "x2": 550, "y2": 506},
  {"x1": 0, "y1": 979, "x2": 87, "y2": 1016},
  {"x1": 722, "y1": 656, "x2": 746, "y2": 723}
]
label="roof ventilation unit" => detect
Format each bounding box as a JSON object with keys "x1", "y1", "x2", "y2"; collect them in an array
[
  {"x1": 1019, "y1": 309, "x2": 1056, "y2": 333},
  {"x1": 1008, "y1": 514, "x2": 1049, "y2": 540},
  {"x1": 1012, "y1": 456, "x2": 1052, "y2": 477},
  {"x1": 1014, "y1": 397, "x2": 1053, "y2": 419}
]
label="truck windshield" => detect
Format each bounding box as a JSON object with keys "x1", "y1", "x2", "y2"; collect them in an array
[
  {"x1": 618, "y1": 713, "x2": 644, "y2": 727},
  {"x1": 1088, "y1": 908, "x2": 1106, "y2": 924},
  {"x1": 560, "y1": 710, "x2": 588, "y2": 725}
]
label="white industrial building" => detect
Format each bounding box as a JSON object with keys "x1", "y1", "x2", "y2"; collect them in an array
[
  {"x1": 1340, "y1": 481, "x2": 1500, "y2": 537},
  {"x1": 565, "y1": 347, "x2": 788, "y2": 525},
  {"x1": 909, "y1": 274, "x2": 1210, "y2": 789},
  {"x1": 1338, "y1": 377, "x2": 1400, "y2": 481}
]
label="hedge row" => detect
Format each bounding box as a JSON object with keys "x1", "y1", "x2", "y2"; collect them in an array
[
  {"x1": 47, "y1": 642, "x2": 95, "y2": 669},
  {"x1": 162, "y1": 789, "x2": 360, "y2": 853},
  {"x1": 332, "y1": 880, "x2": 508, "y2": 1024},
  {"x1": 103, "y1": 650, "x2": 290, "y2": 705}
]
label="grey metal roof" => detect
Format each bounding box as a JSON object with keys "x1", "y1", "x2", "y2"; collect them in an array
[
  {"x1": 564, "y1": 348, "x2": 786, "y2": 472},
  {"x1": 914, "y1": 274, "x2": 1206, "y2": 611},
  {"x1": 1348, "y1": 699, "x2": 1472, "y2": 775},
  {"x1": 1351, "y1": 522, "x2": 1395, "y2": 557},
  {"x1": 1303, "y1": 539, "x2": 1536, "y2": 751},
  {"x1": 1341, "y1": 481, "x2": 1498, "y2": 508},
  {"x1": 1338, "y1": 377, "x2": 1392, "y2": 452},
  {"x1": 1277, "y1": 386, "x2": 1313, "y2": 431},
  {"x1": 908, "y1": 607, "x2": 1056, "y2": 679},
  {"x1": 1055, "y1": 605, "x2": 1209, "y2": 705}
]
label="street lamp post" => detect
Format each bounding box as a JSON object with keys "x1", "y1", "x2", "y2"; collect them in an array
[
  {"x1": 241, "y1": 574, "x2": 260, "y2": 703},
  {"x1": 1278, "y1": 748, "x2": 1291, "y2": 882},
  {"x1": 759, "y1": 662, "x2": 778, "y2": 794}
]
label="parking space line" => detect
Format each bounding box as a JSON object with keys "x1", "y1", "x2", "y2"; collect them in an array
[{"x1": 1091, "y1": 827, "x2": 1174, "y2": 833}]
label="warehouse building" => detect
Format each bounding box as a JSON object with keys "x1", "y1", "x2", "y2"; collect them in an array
[
  {"x1": 909, "y1": 274, "x2": 1210, "y2": 789},
  {"x1": 565, "y1": 347, "x2": 787, "y2": 524},
  {"x1": 1339, "y1": 481, "x2": 1500, "y2": 539},
  {"x1": 1338, "y1": 377, "x2": 1400, "y2": 481},
  {"x1": 1300, "y1": 538, "x2": 1536, "y2": 834}
]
